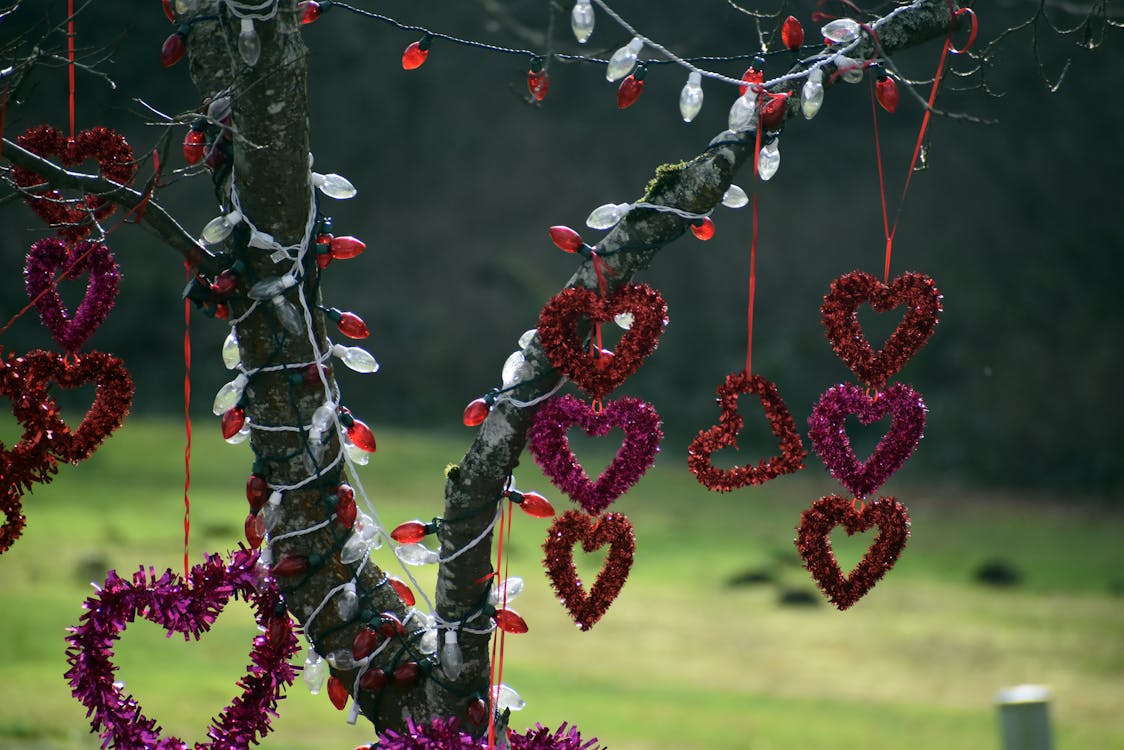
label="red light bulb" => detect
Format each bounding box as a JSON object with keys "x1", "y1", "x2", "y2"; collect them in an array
[
  {"x1": 463, "y1": 397, "x2": 490, "y2": 427},
  {"x1": 267, "y1": 615, "x2": 290, "y2": 646},
  {"x1": 760, "y1": 94, "x2": 789, "y2": 131},
  {"x1": 691, "y1": 217, "x2": 715, "y2": 241},
  {"x1": 161, "y1": 0, "x2": 174, "y2": 23},
  {"x1": 467, "y1": 698, "x2": 489, "y2": 726},
  {"x1": 548, "y1": 225, "x2": 584, "y2": 253},
  {"x1": 327, "y1": 675, "x2": 349, "y2": 710},
  {"x1": 246, "y1": 473, "x2": 269, "y2": 512},
  {"x1": 781, "y1": 16, "x2": 805, "y2": 51},
  {"x1": 214, "y1": 303, "x2": 229, "y2": 320},
  {"x1": 377, "y1": 612, "x2": 406, "y2": 639},
  {"x1": 514, "y1": 490, "x2": 555, "y2": 518},
  {"x1": 161, "y1": 31, "x2": 186, "y2": 67},
  {"x1": 352, "y1": 627, "x2": 381, "y2": 660},
  {"x1": 222, "y1": 406, "x2": 246, "y2": 440},
  {"x1": 493, "y1": 608, "x2": 528, "y2": 634},
  {"x1": 876, "y1": 75, "x2": 899, "y2": 113},
  {"x1": 244, "y1": 513, "x2": 266, "y2": 549},
  {"x1": 390, "y1": 520, "x2": 429, "y2": 544},
  {"x1": 594, "y1": 348, "x2": 614, "y2": 371},
  {"x1": 334, "y1": 310, "x2": 369, "y2": 339},
  {"x1": 527, "y1": 68, "x2": 550, "y2": 101},
  {"x1": 620, "y1": 73, "x2": 647, "y2": 109},
  {"x1": 271, "y1": 555, "x2": 309, "y2": 577},
  {"x1": 297, "y1": 0, "x2": 321, "y2": 24},
  {"x1": 183, "y1": 128, "x2": 205, "y2": 165},
  {"x1": 392, "y1": 661, "x2": 421, "y2": 686},
  {"x1": 346, "y1": 417, "x2": 376, "y2": 453},
  {"x1": 402, "y1": 38, "x2": 430, "y2": 70},
  {"x1": 330, "y1": 235, "x2": 366, "y2": 260},
  {"x1": 336, "y1": 494, "x2": 357, "y2": 529},
  {"x1": 359, "y1": 668, "x2": 387, "y2": 691},
  {"x1": 210, "y1": 267, "x2": 240, "y2": 298},
  {"x1": 739, "y1": 66, "x2": 763, "y2": 96},
  {"x1": 388, "y1": 576, "x2": 416, "y2": 606}
]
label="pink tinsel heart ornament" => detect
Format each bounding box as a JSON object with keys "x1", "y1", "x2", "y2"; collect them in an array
[
  {"x1": 808, "y1": 383, "x2": 926, "y2": 498},
  {"x1": 528, "y1": 395, "x2": 662, "y2": 515},
  {"x1": 64, "y1": 548, "x2": 300, "y2": 750},
  {"x1": 25, "y1": 237, "x2": 121, "y2": 353}
]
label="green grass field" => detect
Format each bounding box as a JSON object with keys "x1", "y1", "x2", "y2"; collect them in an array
[{"x1": 0, "y1": 421, "x2": 1121, "y2": 750}]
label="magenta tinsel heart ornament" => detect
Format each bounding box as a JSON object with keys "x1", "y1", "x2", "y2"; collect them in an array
[
  {"x1": 795, "y1": 495, "x2": 911, "y2": 610},
  {"x1": 808, "y1": 383, "x2": 925, "y2": 498},
  {"x1": 64, "y1": 548, "x2": 300, "y2": 750},
  {"x1": 25, "y1": 237, "x2": 121, "y2": 353},
  {"x1": 528, "y1": 395, "x2": 662, "y2": 515}
]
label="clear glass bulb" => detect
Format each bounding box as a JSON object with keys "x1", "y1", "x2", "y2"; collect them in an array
[
  {"x1": 822, "y1": 18, "x2": 861, "y2": 43},
  {"x1": 492, "y1": 683, "x2": 526, "y2": 712},
  {"x1": 225, "y1": 423, "x2": 251, "y2": 445},
  {"x1": 221, "y1": 330, "x2": 241, "y2": 369},
  {"x1": 722, "y1": 184, "x2": 749, "y2": 208},
  {"x1": 312, "y1": 172, "x2": 357, "y2": 199},
  {"x1": 340, "y1": 534, "x2": 371, "y2": 565},
  {"x1": 517, "y1": 329, "x2": 536, "y2": 349},
  {"x1": 728, "y1": 93, "x2": 757, "y2": 133},
  {"x1": 248, "y1": 272, "x2": 298, "y2": 300},
  {"x1": 303, "y1": 652, "x2": 327, "y2": 694},
  {"x1": 834, "y1": 55, "x2": 864, "y2": 84},
  {"x1": 586, "y1": 202, "x2": 630, "y2": 230},
  {"x1": 326, "y1": 649, "x2": 358, "y2": 671},
  {"x1": 173, "y1": 0, "x2": 197, "y2": 14},
  {"x1": 335, "y1": 581, "x2": 358, "y2": 620},
  {"x1": 355, "y1": 513, "x2": 382, "y2": 546},
  {"x1": 571, "y1": 0, "x2": 594, "y2": 44},
  {"x1": 501, "y1": 350, "x2": 525, "y2": 388},
  {"x1": 440, "y1": 631, "x2": 463, "y2": 680},
  {"x1": 614, "y1": 312, "x2": 634, "y2": 330},
  {"x1": 344, "y1": 439, "x2": 370, "y2": 465},
  {"x1": 272, "y1": 296, "x2": 303, "y2": 336},
  {"x1": 802, "y1": 69, "x2": 824, "y2": 119},
  {"x1": 332, "y1": 344, "x2": 380, "y2": 373},
  {"x1": 758, "y1": 140, "x2": 781, "y2": 181},
  {"x1": 679, "y1": 71, "x2": 704, "y2": 123},
  {"x1": 418, "y1": 626, "x2": 439, "y2": 655},
  {"x1": 212, "y1": 373, "x2": 248, "y2": 415},
  {"x1": 201, "y1": 210, "x2": 242, "y2": 245},
  {"x1": 606, "y1": 37, "x2": 643, "y2": 82},
  {"x1": 395, "y1": 543, "x2": 439, "y2": 566},
  {"x1": 488, "y1": 576, "x2": 524, "y2": 606},
  {"x1": 238, "y1": 18, "x2": 261, "y2": 67}
]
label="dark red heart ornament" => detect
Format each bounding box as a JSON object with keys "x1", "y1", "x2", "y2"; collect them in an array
[
  {"x1": 18, "y1": 350, "x2": 134, "y2": 464},
  {"x1": 12, "y1": 125, "x2": 136, "y2": 241},
  {"x1": 537, "y1": 283, "x2": 667, "y2": 399},
  {"x1": 795, "y1": 495, "x2": 911, "y2": 610},
  {"x1": 528, "y1": 395, "x2": 662, "y2": 515},
  {"x1": 688, "y1": 371, "x2": 806, "y2": 491},
  {"x1": 820, "y1": 270, "x2": 942, "y2": 391},
  {"x1": 25, "y1": 237, "x2": 121, "y2": 353},
  {"x1": 543, "y1": 510, "x2": 635, "y2": 631},
  {"x1": 808, "y1": 382, "x2": 925, "y2": 498},
  {"x1": 0, "y1": 481, "x2": 28, "y2": 556},
  {"x1": 64, "y1": 548, "x2": 300, "y2": 749}
]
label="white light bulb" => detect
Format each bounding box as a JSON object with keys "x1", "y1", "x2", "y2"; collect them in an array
[
  {"x1": 212, "y1": 373, "x2": 248, "y2": 415},
  {"x1": 758, "y1": 140, "x2": 781, "y2": 181},
  {"x1": 312, "y1": 172, "x2": 357, "y2": 199},
  {"x1": 801, "y1": 68, "x2": 824, "y2": 119},
  {"x1": 343, "y1": 439, "x2": 370, "y2": 465},
  {"x1": 335, "y1": 581, "x2": 358, "y2": 620},
  {"x1": 325, "y1": 649, "x2": 358, "y2": 671},
  {"x1": 441, "y1": 631, "x2": 463, "y2": 680},
  {"x1": 340, "y1": 534, "x2": 371, "y2": 565},
  {"x1": 248, "y1": 272, "x2": 298, "y2": 300},
  {"x1": 728, "y1": 92, "x2": 758, "y2": 133},
  {"x1": 418, "y1": 626, "x2": 439, "y2": 655},
  {"x1": 225, "y1": 422, "x2": 251, "y2": 445},
  {"x1": 271, "y1": 296, "x2": 303, "y2": 336},
  {"x1": 606, "y1": 37, "x2": 643, "y2": 82},
  {"x1": 822, "y1": 18, "x2": 861, "y2": 43},
  {"x1": 201, "y1": 210, "x2": 243, "y2": 245},
  {"x1": 221, "y1": 330, "x2": 241, "y2": 369},
  {"x1": 678, "y1": 71, "x2": 704, "y2": 123},
  {"x1": 395, "y1": 543, "x2": 439, "y2": 566},
  {"x1": 571, "y1": 0, "x2": 594, "y2": 44},
  {"x1": 517, "y1": 329, "x2": 536, "y2": 349},
  {"x1": 491, "y1": 683, "x2": 526, "y2": 712},
  {"x1": 586, "y1": 202, "x2": 631, "y2": 230},
  {"x1": 488, "y1": 576, "x2": 525, "y2": 606},
  {"x1": 614, "y1": 312, "x2": 634, "y2": 330},
  {"x1": 237, "y1": 18, "x2": 261, "y2": 67},
  {"x1": 332, "y1": 344, "x2": 380, "y2": 373},
  {"x1": 722, "y1": 184, "x2": 749, "y2": 208},
  {"x1": 833, "y1": 55, "x2": 864, "y2": 84},
  {"x1": 501, "y1": 350, "x2": 525, "y2": 388},
  {"x1": 303, "y1": 652, "x2": 327, "y2": 694}
]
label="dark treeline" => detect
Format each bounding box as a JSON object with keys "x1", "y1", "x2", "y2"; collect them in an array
[{"x1": 0, "y1": 1, "x2": 1120, "y2": 497}]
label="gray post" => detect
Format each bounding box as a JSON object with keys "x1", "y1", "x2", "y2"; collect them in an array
[{"x1": 996, "y1": 684, "x2": 1053, "y2": 750}]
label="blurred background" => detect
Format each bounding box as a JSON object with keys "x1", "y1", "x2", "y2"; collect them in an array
[{"x1": 1, "y1": 2, "x2": 1122, "y2": 750}]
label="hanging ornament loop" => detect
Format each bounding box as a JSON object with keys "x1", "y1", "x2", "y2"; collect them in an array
[{"x1": 949, "y1": 6, "x2": 978, "y2": 55}]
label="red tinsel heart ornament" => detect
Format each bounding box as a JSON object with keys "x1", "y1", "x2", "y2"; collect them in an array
[
  {"x1": 12, "y1": 125, "x2": 136, "y2": 241},
  {"x1": 0, "y1": 351, "x2": 61, "y2": 491},
  {"x1": 688, "y1": 371, "x2": 806, "y2": 491},
  {"x1": 528, "y1": 394, "x2": 662, "y2": 515},
  {"x1": 18, "y1": 350, "x2": 134, "y2": 464},
  {"x1": 543, "y1": 510, "x2": 635, "y2": 631},
  {"x1": 64, "y1": 548, "x2": 300, "y2": 749},
  {"x1": 538, "y1": 283, "x2": 667, "y2": 399},
  {"x1": 795, "y1": 495, "x2": 911, "y2": 610},
  {"x1": 820, "y1": 270, "x2": 942, "y2": 392},
  {"x1": 25, "y1": 237, "x2": 121, "y2": 353},
  {"x1": 0, "y1": 480, "x2": 28, "y2": 556}
]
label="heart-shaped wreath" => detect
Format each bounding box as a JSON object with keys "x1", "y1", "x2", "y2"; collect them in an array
[
  {"x1": 528, "y1": 394, "x2": 662, "y2": 515},
  {"x1": 820, "y1": 270, "x2": 942, "y2": 392},
  {"x1": 64, "y1": 547, "x2": 300, "y2": 749},
  {"x1": 537, "y1": 283, "x2": 667, "y2": 400},
  {"x1": 795, "y1": 495, "x2": 911, "y2": 610},
  {"x1": 25, "y1": 237, "x2": 121, "y2": 353},
  {"x1": 543, "y1": 510, "x2": 635, "y2": 631},
  {"x1": 12, "y1": 125, "x2": 136, "y2": 241},
  {"x1": 808, "y1": 382, "x2": 925, "y2": 498},
  {"x1": 18, "y1": 349, "x2": 134, "y2": 464},
  {"x1": 688, "y1": 371, "x2": 805, "y2": 491}
]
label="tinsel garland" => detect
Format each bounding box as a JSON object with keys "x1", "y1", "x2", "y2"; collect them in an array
[
  {"x1": 375, "y1": 717, "x2": 602, "y2": 750},
  {"x1": 12, "y1": 125, "x2": 136, "y2": 241},
  {"x1": 820, "y1": 270, "x2": 942, "y2": 392},
  {"x1": 64, "y1": 547, "x2": 300, "y2": 749},
  {"x1": 24, "y1": 237, "x2": 121, "y2": 353},
  {"x1": 528, "y1": 394, "x2": 662, "y2": 515},
  {"x1": 543, "y1": 510, "x2": 635, "y2": 631},
  {"x1": 537, "y1": 283, "x2": 667, "y2": 400},
  {"x1": 795, "y1": 495, "x2": 911, "y2": 610},
  {"x1": 687, "y1": 371, "x2": 805, "y2": 491},
  {"x1": 808, "y1": 382, "x2": 925, "y2": 498}
]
